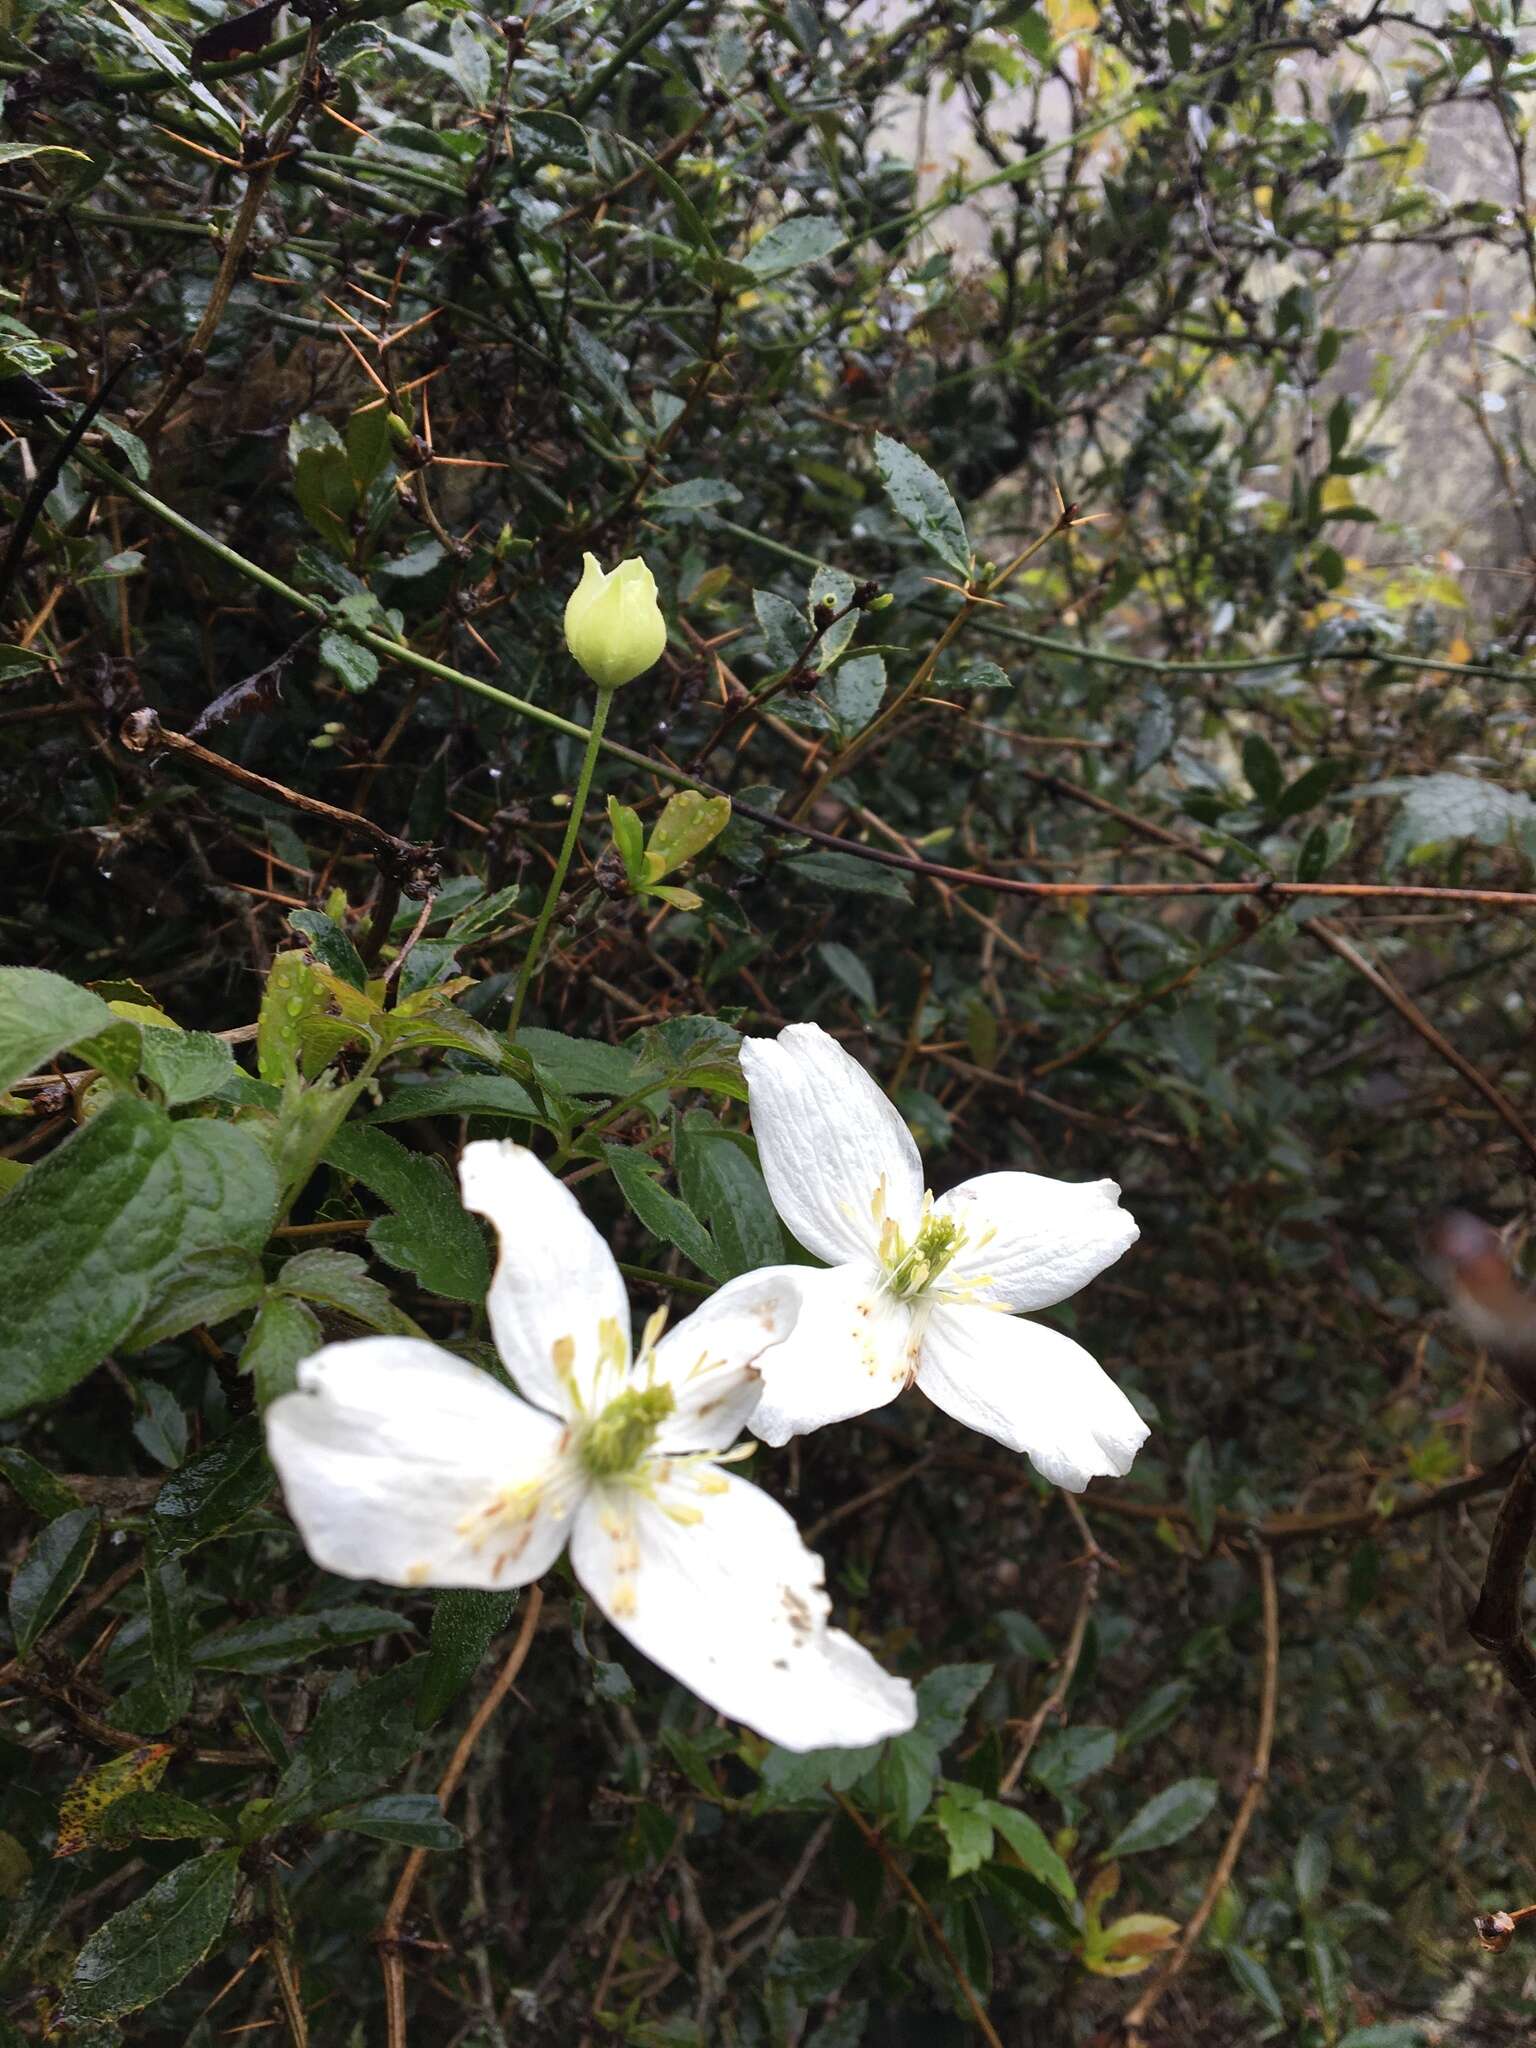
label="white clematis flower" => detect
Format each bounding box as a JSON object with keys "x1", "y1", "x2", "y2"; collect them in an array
[
  {"x1": 739, "y1": 1024, "x2": 1147, "y2": 1490},
  {"x1": 264, "y1": 1140, "x2": 916, "y2": 1753}
]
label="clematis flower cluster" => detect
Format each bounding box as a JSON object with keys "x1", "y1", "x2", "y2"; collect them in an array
[{"x1": 265, "y1": 1026, "x2": 1145, "y2": 1752}]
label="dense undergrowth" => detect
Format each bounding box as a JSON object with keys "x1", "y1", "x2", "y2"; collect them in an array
[{"x1": 6, "y1": 0, "x2": 1536, "y2": 2042}]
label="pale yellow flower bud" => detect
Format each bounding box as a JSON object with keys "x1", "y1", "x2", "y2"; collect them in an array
[{"x1": 563, "y1": 551, "x2": 667, "y2": 690}]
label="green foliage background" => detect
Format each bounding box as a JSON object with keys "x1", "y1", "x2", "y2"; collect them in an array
[{"x1": 3, "y1": 0, "x2": 1536, "y2": 2041}]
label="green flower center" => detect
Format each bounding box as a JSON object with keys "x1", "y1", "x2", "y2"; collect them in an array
[
  {"x1": 878, "y1": 1197, "x2": 967, "y2": 1302},
  {"x1": 579, "y1": 1383, "x2": 676, "y2": 1479}
]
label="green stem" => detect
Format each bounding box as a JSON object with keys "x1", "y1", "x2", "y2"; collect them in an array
[
  {"x1": 506, "y1": 686, "x2": 616, "y2": 1036},
  {"x1": 568, "y1": 0, "x2": 697, "y2": 119}
]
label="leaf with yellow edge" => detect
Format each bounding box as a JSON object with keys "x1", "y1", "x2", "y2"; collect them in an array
[
  {"x1": 1082, "y1": 1912, "x2": 1180, "y2": 1977},
  {"x1": 56, "y1": 1745, "x2": 173, "y2": 1857},
  {"x1": 643, "y1": 791, "x2": 731, "y2": 882}
]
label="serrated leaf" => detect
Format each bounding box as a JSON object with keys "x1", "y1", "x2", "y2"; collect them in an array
[
  {"x1": 513, "y1": 1028, "x2": 638, "y2": 1099},
  {"x1": 320, "y1": 629, "x2": 379, "y2": 694},
  {"x1": 1103, "y1": 1777, "x2": 1219, "y2": 1859},
  {"x1": 268, "y1": 1659, "x2": 425, "y2": 1827},
  {"x1": 193, "y1": 1604, "x2": 412, "y2": 1675},
  {"x1": 605, "y1": 1145, "x2": 727, "y2": 1282},
  {"x1": 323, "y1": 1124, "x2": 489, "y2": 1303},
  {"x1": 275, "y1": 1247, "x2": 415, "y2": 1334},
  {"x1": 676, "y1": 1117, "x2": 785, "y2": 1279},
  {"x1": 416, "y1": 1589, "x2": 517, "y2": 1728},
  {"x1": 9, "y1": 1507, "x2": 99, "y2": 1656},
  {"x1": 149, "y1": 1416, "x2": 271, "y2": 1558},
  {"x1": 0, "y1": 1447, "x2": 82, "y2": 1519},
  {"x1": 872, "y1": 433, "x2": 970, "y2": 578},
  {"x1": 0, "y1": 968, "x2": 130, "y2": 1095},
  {"x1": 137, "y1": 1029, "x2": 237, "y2": 1108},
  {"x1": 364, "y1": 1074, "x2": 543, "y2": 1128},
  {"x1": 288, "y1": 910, "x2": 367, "y2": 991},
  {"x1": 935, "y1": 1781, "x2": 996, "y2": 1878},
  {"x1": 1353, "y1": 771, "x2": 1536, "y2": 871},
  {"x1": 329, "y1": 1791, "x2": 461, "y2": 1848},
  {"x1": 59, "y1": 1848, "x2": 240, "y2": 2022},
  {"x1": 1031, "y1": 1725, "x2": 1116, "y2": 1797},
  {"x1": 239, "y1": 1292, "x2": 322, "y2": 1409}
]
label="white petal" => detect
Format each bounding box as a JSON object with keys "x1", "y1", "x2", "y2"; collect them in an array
[
  {"x1": 935, "y1": 1172, "x2": 1138, "y2": 1310},
  {"x1": 265, "y1": 1338, "x2": 582, "y2": 1589},
  {"x1": 746, "y1": 1263, "x2": 918, "y2": 1445},
  {"x1": 459, "y1": 1140, "x2": 630, "y2": 1417},
  {"x1": 651, "y1": 1269, "x2": 801, "y2": 1453},
  {"x1": 917, "y1": 1304, "x2": 1149, "y2": 1489},
  {"x1": 570, "y1": 1468, "x2": 916, "y2": 1751},
  {"x1": 741, "y1": 1023, "x2": 923, "y2": 1264}
]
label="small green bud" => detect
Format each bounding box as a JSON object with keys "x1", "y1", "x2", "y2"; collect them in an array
[
  {"x1": 868, "y1": 591, "x2": 895, "y2": 611},
  {"x1": 386, "y1": 411, "x2": 413, "y2": 445},
  {"x1": 564, "y1": 551, "x2": 668, "y2": 691}
]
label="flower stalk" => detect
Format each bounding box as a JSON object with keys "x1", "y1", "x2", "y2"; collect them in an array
[{"x1": 506, "y1": 683, "x2": 614, "y2": 1036}]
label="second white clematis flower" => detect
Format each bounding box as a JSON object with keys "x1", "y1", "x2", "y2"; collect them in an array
[
  {"x1": 740, "y1": 1024, "x2": 1147, "y2": 1490},
  {"x1": 265, "y1": 1141, "x2": 915, "y2": 1753}
]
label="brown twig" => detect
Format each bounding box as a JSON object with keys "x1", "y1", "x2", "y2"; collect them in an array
[
  {"x1": 375, "y1": 1587, "x2": 543, "y2": 2048},
  {"x1": 1468, "y1": 1444, "x2": 1536, "y2": 1718},
  {"x1": 998, "y1": 1540, "x2": 1101, "y2": 1798},
  {"x1": 831, "y1": 1791, "x2": 1004, "y2": 2048},
  {"x1": 1120, "y1": 1545, "x2": 1280, "y2": 2042},
  {"x1": 119, "y1": 707, "x2": 438, "y2": 879},
  {"x1": 1309, "y1": 919, "x2": 1536, "y2": 1171}
]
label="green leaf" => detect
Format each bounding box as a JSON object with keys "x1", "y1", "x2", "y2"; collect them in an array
[
  {"x1": 763, "y1": 1934, "x2": 870, "y2": 1999},
  {"x1": 1102, "y1": 1777, "x2": 1219, "y2": 1859},
  {"x1": 137, "y1": 1029, "x2": 238, "y2": 1108},
  {"x1": 239, "y1": 1292, "x2": 322, "y2": 1408},
  {"x1": 59, "y1": 1849, "x2": 240, "y2": 2023},
  {"x1": 871, "y1": 433, "x2": 971, "y2": 578},
  {"x1": 9, "y1": 1507, "x2": 99, "y2": 1656},
  {"x1": 89, "y1": 1789, "x2": 234, "y2": 1851},
  {"x1": 604, "y1": 1145, "x2": 728, "y2": 1282},
  {"x1": 986, "y1": 1802, "x2": 1076, "y2": 1902},
  {"x1": 1293, "y1": 1831, "x2": 1330, "y2": 1911},
  {"x1": 416, "y1": 1589, "x2": 517, "y2": 1728},
  {"x1": 915, "y1": 1663, "x2": 993, "y2": 1749},
  {"x1": 269, "y1": 1658, "x2": 426, "y2": 1827},
  {"x1": 743, "y1": 217, "x2": 844, "y2": 280},
  {"x1": 275, "y1": 1247, "x2": 415, "y2": 1334},
  {"x1": 288, "y1": 910, "x2": 367, "y2": 991},
  {"x1": 935, "y1": 1781, "x2": 996, "y2": 1878},
  {"x1": 644, "y1": 792, "x2": 731, "y2": 882},
  {"x1": 783, "y1": 850, "x2": 911, "y2": 901},
  {"x1": 145, "y1": 1553, "x2": 193, "y2": 1724},
  {"x1": 649, "y1": 478, "x2": 743, "y2": 513},
  {"x1": 320, "y1": 629, "x2": 380, "y2": 694},
  {"x1": 149, "y1": 1416, "x2": 271, "y2": 1558},
  {"x1": 1353, "y1": 771, "x2": 1536, "y2": 870},
  {"x1": 193, "y1": 1604, "x2": 412, "y2": 1675},
  {"x1": 0, "y1": 968, "x2": 131, "y2": 1095},
  {"x1": 293, "y1": 442, "x2": 356, "y2": 555},
  {"x1": 1031, "y1": 1725, "x2": 1116, "y2": 1797},
  {"x1": 1118, "y1": 1680, "x2": 1194, "y2": 1751},
  {"x1": 1183, "y1": 1437, "x2": 1216, "y2": 1552},
  {"x1": 608, "y1": 797, "x2": 646, "y2": 885},
  {"x1": 324, "y1": 1124, "x2": 489, "y2": 1303},
  {"x1": 756, "y1": 1740, "x2": 884, "y2": 1807},
  {"x1": 0, "y1": 1447, "x2": 82, "y2": 1519},
  {"x1": 1242, "y1": 734, "x2": 1283, "y2": 810},
  {"x1": 1336, "y1": 2028, "x2": 1426, "y2": 2048},
  {"x1": 1274, "y1": 757, "x2": 1346, "y2": 820},
  {"x1": 124, "y1": 1246, "x2": 266, "y2": 1352},
  {"x1": 0, "y1": 140, "x2": 91, "y2": 166},
  {"x1": 818, "y1": 940, "x2": 876, "y2": 1010},
  {"x1": 0, "y1": 1096, "x2": 277, "y2": 1417},
  {"x1": 754, "y1": 588, "x2": 809, "y2": 669},
  {"x1": 365, "y1": 1074, "x2": 543, "y2": 1127},
  {"x1": 329, "y1": 1792, "x2": 460, "y2": 1848},
  {"x1": 513, "y1": 1028, "x2": 639, "y2": 1099},
  {"x1": 1227, "y1": 1944, "x2": 1285, "y2": 2022},
  {"x1": 257, "y1": 949, "x2": 331, "y2": 1087},
  {"x1": 676, "y1": 1118, "x2": 786, "y2": 1279}
]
